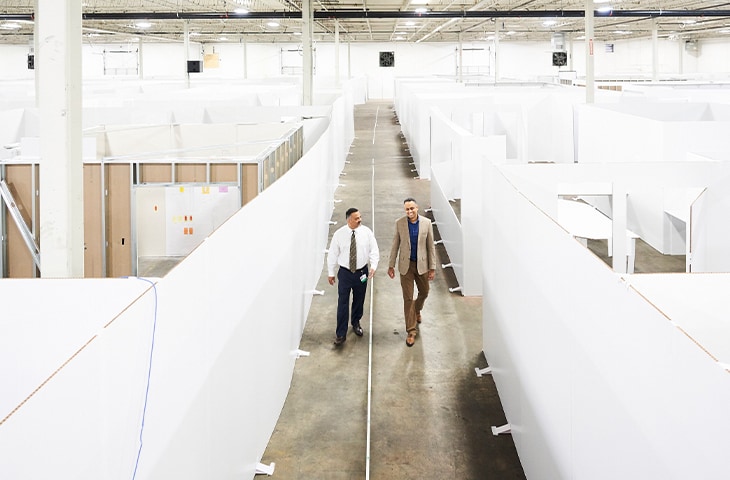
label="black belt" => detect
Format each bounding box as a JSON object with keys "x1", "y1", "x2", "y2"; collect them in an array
[{"x1": 341, "y1": 265, "x2": 367, "y2": 273}]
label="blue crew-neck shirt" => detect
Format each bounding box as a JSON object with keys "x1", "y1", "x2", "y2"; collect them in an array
[{"x1": 408, "y1": 217, "x2": 419, "y2": 261}]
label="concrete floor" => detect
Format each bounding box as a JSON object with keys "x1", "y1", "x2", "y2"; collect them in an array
[{"x1": 260, "y1": 101, "x2": 526, "y2": 479}]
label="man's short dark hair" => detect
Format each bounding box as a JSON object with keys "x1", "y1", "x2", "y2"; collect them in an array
[
  {"x1": 346, "y1": 207, "x2": 359, "y2": 219},
  {"x1": 403, "y1": 197, "x2": 417, "y2": 205}
]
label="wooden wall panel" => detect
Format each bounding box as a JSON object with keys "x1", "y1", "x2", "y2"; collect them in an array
[
  {"x1": 83, "y1": 164, "x2": 103, "y2": 278},
  {"x1": 241, "y1": 163, "x2": 259, "y2": 206},
  {"x1": 175, "y1": 163, "x2": 207, "y2": 183},
  {"x1": 4, "y1": 165, "x2": 37, "y2": 278},
  {"x1": 105, "y1": 163, "x2": 132, "y2": 277},
  {"x1": 140, "y1": 163, "x2": 172, "y2": 183},
  {"x1": 210, "y1": 164, "x2": 237, "y2": 183}
]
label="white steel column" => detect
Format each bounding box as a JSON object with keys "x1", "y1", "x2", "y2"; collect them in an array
[
  {"x1": 334, "y1": 20, "x2": 340, "y2": 86},
  {"x1": 678, "y1": 39, "x2": 684, "y2": 75},
  {"x1": 458, "y1": 32, "x2": 463, "y2": 83},
  {"x1": 348, "y1": 42, "x2": 352, "y2": 79},
  {"x1": 652, "y1": 19, "x2": 659, "y2": 82},
  {"x1": 138, "y1": 37, "x2": 144, "y2": 79},
  {"x1": 569, "y1": 34, "x2": 574, "y2": 71},
  {"x1": 184, "y1": 20, "x2": 191, "y2": 88},
  {"x1": 37, "y1": 0, "x2": 83, "y2": 277},
  {"x1": 494, "y1": 21, "x2": 500, "y2": 83},
  {"x1": 585, "y1": 0, "x2": 595, "y2": 103},
  {"x1": 243, "y1": 37, "x2": 248, "y2": 79},
  {"x1": 302, "y1": 0, "x2": 314, "y2": 105}
]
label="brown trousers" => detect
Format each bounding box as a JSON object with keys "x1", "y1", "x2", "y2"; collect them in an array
[{"x1": 400, "y1": 260, "x2": 430, "y2": 333}]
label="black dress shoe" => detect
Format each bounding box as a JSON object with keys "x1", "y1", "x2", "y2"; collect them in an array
[
  {"x1": 353, "y1": 324, "x2": 363, "y2": 336},
  {"x1": 334, "y1": 336, "x2": 346, "y2": 345}
]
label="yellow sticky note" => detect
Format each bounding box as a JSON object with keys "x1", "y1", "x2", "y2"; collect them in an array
[
  {"x1": 202, "y1": 186, "x2": 210, "y2": 194},
  {"x1": 179, "y1": 186, "x2": 185, "y2": 193}
]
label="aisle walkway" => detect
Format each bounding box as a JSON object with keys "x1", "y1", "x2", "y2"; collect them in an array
[{"x1": 261, "y1": 101, "x2": 525, "y2": 479}]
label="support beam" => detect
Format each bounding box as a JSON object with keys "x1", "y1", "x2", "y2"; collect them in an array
[
  {"x1": 302, "y1": 0, "x2": 313, "y2": 105},
  {"x1": 37, "y1": 0, "x2": 84, "y2": 278},
  {"x1": 585, "y1": 0, "x2": 595, "y2": 103}
]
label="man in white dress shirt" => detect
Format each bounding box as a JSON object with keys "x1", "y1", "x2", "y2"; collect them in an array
[{"x1": 327, "y1": 207, "x2": 379, "y2": 346}]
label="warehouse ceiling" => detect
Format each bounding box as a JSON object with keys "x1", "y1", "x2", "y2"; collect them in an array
[{"x1": 1, "y1": 0, "x2": 730, "y2": 45}]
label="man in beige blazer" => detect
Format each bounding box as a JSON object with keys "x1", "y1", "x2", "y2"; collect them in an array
[{"x1": 387, "y1": 197, "x2": 437, "y2": 347}]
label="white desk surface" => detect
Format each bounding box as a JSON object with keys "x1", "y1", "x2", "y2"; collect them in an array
[
  {"x1": 557, "y1": 198, "x2": 612, "y2": 240},
  {"x1": 557, "y1": 198, "x2": 638, "y2": 241},
  {"x1": 626, "y1": 274, "x2": 730, "y2": 365}
]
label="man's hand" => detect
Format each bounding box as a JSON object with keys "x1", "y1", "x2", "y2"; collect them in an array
[
  {"x1": 428, "y1": 269, "x2": 435, "y2": 281},
  {"x1": 387, "y1": 267, "x2": 395, "y2": 279},
  {"x1": 368, "y1": 268, "x2": 376, "y2": 279},
  {"x1": 328, "y1": 276, "x2": 335, "y2": 285}
]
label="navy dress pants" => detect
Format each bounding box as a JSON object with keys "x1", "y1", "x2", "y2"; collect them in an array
[{"x1": 336, "y1": 266, "x2": 368, "y2": 338}]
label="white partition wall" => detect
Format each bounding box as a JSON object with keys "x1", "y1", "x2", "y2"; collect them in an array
[
  {"x1": 0, "y1": 93, "x2": 352, "y2": 479},
  {"x1": 576, "y1": 103, "x2": 730, "y2": 164},
  {"x1": 430, "y1": 105, "x2": 506, "y2": 296},
  {"x1": 482, "y1": 161, "x2": 730, "y2": 480}
]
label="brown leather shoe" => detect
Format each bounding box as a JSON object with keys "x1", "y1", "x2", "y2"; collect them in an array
[
  {"x1": 406, "y1": 331, "x2": 416, "y2": 347},
  {"x1": 416, "y1": 313, "x2": 422, "y2": 324},
  {"x1": 334, "y1": 336, "x2": 346, "y2": 346}
]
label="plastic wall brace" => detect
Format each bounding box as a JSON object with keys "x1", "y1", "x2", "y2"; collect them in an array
[
  {"x1": 491, "y1": 424, "x2": 511, "y2": 436},
  {"x1": 448, "y1": 286, "x2": 462, "y2": 293},
  {"x1": 475, "y1": 366, "x2": 492, "y2": 377},
  {"x1": 441, "y1": 263, "x2": 453, "y2": 269},
  {"x1": 255, "y1": 462, "x2": 275, "y2": 475}
]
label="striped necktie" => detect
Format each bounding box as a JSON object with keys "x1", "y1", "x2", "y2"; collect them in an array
[{"x1": 349, "y1": 230, "x2": 357, "y2": 272}]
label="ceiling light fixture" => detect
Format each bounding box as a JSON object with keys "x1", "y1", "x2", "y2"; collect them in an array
[
  {"x1": 234, "y1": 8, "x2": 249, "y2": 14},
  {"x1": 415, "y1": 7, "x2": 428, "y2": 14},
  {"x1": 267, "y1": 21, "x2": 280, "y2": 28},
  {"x1": 135, "y1": 21, "x2": 152, "y2": 29},
  {"x1": 543, "y1": 20, "x2": 557, "y2": 27},
  {"x1": 0, "y1": 22, "x2": 22, "y2": 30}
]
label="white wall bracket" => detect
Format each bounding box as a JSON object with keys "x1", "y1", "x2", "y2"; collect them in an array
[
  {"x1": 294, "y1": 349, "x2": 310, "y2": 358},
  {"x1": 310, "y1": 289, "x2": 324, "y2": 296},
  {"x1": 338, "y1": 183, "x2": 346, "y2": 187},
  {"x1": 449, "y1": 286, "x2": 462, "y2": 293},
  {"x1": 328, "y1": 221, "x2": 337, "y2": 225},
  {"x1": 256, "y1": 462, "x2": 275, "y2": 475},
  {"x1": 475, "y1": 366, "x2": 492, "y2": 377},
  {"x1": 434, "y1": 239, "x2": 443, "y2": 245},
  {"x1": 334, "y1": 199, "x2": 343, "y2": 203},
  {"x1": 441, "y1": 263, "x2": 453, "y2": 269},
  {"x1": 491, "y1": 424, "x2": 511, "y2": 436}
]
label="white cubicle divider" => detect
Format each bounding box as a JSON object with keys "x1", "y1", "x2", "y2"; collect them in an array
[
  {"x1": 482, "y1": 161, "x2": 730, "y2": 480},
  {"x1": 394, "y1": 79, "x2": 468, "y2": 180},
  {"x1": 430, "y1": 104, "x2": 506, "y2": 295},
  {"x1": 575, "y1": 102, "x2": 730, "y2": 164},
  {"x1": 0, "y1": 94, "x2": 352, "y2": 479},
  {"x1": 499, "y1": 160, "x2": 730, "y2": 273},
  {"x1": 0, "y1": 279, "x2": 153, "y2": 423}
]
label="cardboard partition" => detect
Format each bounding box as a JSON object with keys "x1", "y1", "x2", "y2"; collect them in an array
[
  {"x1": 500, "y1": 161, "x2": 730, "y2": 264},
  {"x1": 0, "y1": 90, "x2": 350, "y2": 479},
  {"x1": 482, "y1": 161, "x2": 730, "y2": 479},
  {"x1": 576, "y1": 102, "x2": 730, "y2": 163}
]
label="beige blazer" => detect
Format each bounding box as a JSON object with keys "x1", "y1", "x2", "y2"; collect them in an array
[{"x1": 388, "y1": 215, "x2": 437, "y2": 275}]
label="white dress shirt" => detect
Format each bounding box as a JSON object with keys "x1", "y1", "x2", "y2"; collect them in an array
[{"x1": 327, "y1": 224, "x2": 380, "y2": 276}]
